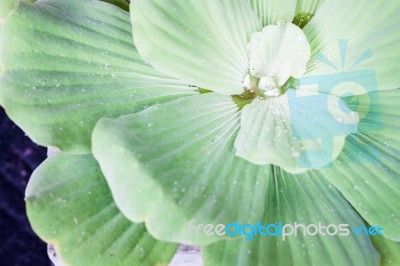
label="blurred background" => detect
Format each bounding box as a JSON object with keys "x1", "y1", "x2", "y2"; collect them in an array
[{"x1": 0, "y1": 107, "x2": 49, "y2": 266}]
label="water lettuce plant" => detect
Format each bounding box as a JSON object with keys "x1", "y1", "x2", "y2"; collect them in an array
[{"x1": 0, "y1": 0, "x2": 400, "y2": 265}]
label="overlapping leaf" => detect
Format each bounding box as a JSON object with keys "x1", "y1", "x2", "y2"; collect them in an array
[
  {"x1": 0, "y1": 0, "x2": 195, "y2": 153},
  {"x1": 26, "y1": 153, "x2": 178, "y2": 266}
]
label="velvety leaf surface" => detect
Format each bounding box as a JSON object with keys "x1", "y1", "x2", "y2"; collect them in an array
[
  {"x1": 303, "y1": 0, "x2": 400, "y2": 93},
  {"x1": 317, "y1": 89, "x2": 400, "y2": 241},
  {"x1": 93, "y1": 93, "x2": 271, "y2": 244},
  {"x1": 203, "y1": 168, "x2": 380, "y2": 266},
  {"x1": 372, "y1": 235, "x2": 400, "y2": 266},
  {"x1": 292, "y1": 0, "x2": 324, "y2": 28},
  {"x1": 101, "y1": 0, "x2": 129, "y2": 11},
  {"x1": 234, "y1": 89, "x2": 358, "y2": 173},
  {"x1": 26, "y1": 153, "x2": 178, "y2": 266},
  {"x1": 247, "y1": 0, "x2": 297, "y2": 26},
  {"x1": 294, "y1": 0, "x2": 324, "y2": 15},
  {"x1": 131, "y1": 0, "x2": 262, "y2": 95},
  {"x1": 0, "y1": 0, "x2": 195, "y2": 153},
  {"x1": 0, "y1": 0, "x2": 35, "y2": 18}
]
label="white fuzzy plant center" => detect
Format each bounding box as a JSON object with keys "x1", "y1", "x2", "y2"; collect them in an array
[
  {"x1": 235, "y1": 22, "x2": 360, "y2": 173},
  {"x1": 243, "y1": 22, "x2": 311, "y2": 98},
  {"x1": 258, "y1": 75, "x2": 281, "y2": 97}
]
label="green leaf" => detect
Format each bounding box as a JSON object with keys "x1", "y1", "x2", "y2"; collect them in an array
[
  {"x1": 0, "y1": 0, "x2": 196, "y2": 153},
  {"x1": 101, "y1": 0, "x2": 129, "y2": 11},
  {"x1": 371, "y1": 235, "x2": 400, "y2": 266},
  {"x1": 317, "y1": 89, "x2": 400, "y2": 241},
  {"x1": 131, "y1": 0, "x2": 262, "y2": 95},
  {"x1": 292, "y1": 0, "x2": 324, "y2": 28},
  {"x1": 26, "y1": 153, "x2": 178, "y2": 266},
  {"x1": 303, "y1": 0, "x2": 400, "y2": 92},
  {"x1": 92, "y1": 93, "x2": 271, "y2": 244},
  {"x1": 247, "y1": 0, "x2": 297, "y2": 26},
  {"x1": 0, "y1": 0, "x2": 34, "y2": 18},
  {"x1": 234, "y1": 89, "x2": 358, "y2": 173},
  {"x1": 295, "y1": 0, "x2": 325, "y2": 15},
  {"x1": 203, "y1": 168, "x2": 380, "y2": 266}
]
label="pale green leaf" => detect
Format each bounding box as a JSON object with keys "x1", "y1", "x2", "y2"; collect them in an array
[
  {"x1": 92, "y1": 93, "x2": 271, "y2": 244},
  {"x1": 131, "y1": 0, "x2": 262, "y2": 95},
  {"x1": 203, "y1": 168, "x2": 380, "y2": 266},
  {"x1": 293, "y1": 0, "x2": 325, "y2": 28},
  {"x1": 26, "y1": 153, "x2": 178, "y2": 266},
  {"x1": 234, "y1": 89, "x2": 358, "y2": 173},
  {"x1": 317, "y1": 89, "x2": 400, "y2": 241},
  {"x1": 295, "y1": 0, "x2": 325, "y2": 15},
  {"x1": 371, "y1": 235, "x2": 400, "y2": 266},
  {"x1": 101, "y1": 0, "x2": 129, "y2": 11},
  {"x1": 247, "y1": 0, "x2": 297, "y2": 26},
  {"x1": 0, "y1": 0, "x2": 195, "y2": 153},
  {"x1": 0, "y1": 0, "x2": 34, "y2": 18},
  {"x1": 303, "y1": 0, "x2": 400, "y2": 92}
]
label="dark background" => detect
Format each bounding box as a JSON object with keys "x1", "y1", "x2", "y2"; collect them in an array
[{"x1": 0, "y1": 107, "x2": 48, "y2": 266}]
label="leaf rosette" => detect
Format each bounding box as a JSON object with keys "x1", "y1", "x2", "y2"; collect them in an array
[{"x1": 1, "y1": 0, "x2": 400, "y2": 265}]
